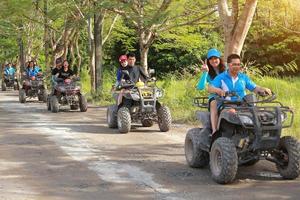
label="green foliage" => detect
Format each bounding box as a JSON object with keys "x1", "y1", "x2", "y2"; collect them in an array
[
  {"x1": 150, "y1": 27, "x2": 223, "y2": 74},
  {"x1": 245, "y1": 61, "x2": 298, "y2": 78},
  {"x1": 244, "y1": 0, "x2": 300, "y2": 75}
]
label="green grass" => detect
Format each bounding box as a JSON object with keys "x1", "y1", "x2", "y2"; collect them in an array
[{"x1": 81, "y1": 70, "x2": 300, "y2": 138}]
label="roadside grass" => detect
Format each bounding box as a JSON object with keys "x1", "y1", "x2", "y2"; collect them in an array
[{"x1": 82, "y1": 70, "x2": 300, "y2": 138}]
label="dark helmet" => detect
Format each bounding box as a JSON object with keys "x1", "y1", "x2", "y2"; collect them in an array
[{"x1": 56, "y1": 57, "x2": 63, "y2": 65}]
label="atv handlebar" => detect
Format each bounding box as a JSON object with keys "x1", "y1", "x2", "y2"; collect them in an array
[{"x1": 256, "y1": 91, "x2": 277, "y2": 103}]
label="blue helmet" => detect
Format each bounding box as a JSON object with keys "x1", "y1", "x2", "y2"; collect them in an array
[{"x1": 207, "y1": 48, "x2": 221, "y2": 59}]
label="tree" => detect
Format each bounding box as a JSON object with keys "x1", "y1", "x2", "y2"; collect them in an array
[
  {"x1": 218, "y1": 0, "x2": 258, "y2": 61},
  {"x1": 110, "y1": 0, "x2": 217, "y2": 72},
  {"x1": 87, "y1": 1, "x2": 119, "y2": 92}
]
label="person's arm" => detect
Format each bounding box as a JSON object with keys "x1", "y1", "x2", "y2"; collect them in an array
[
  {"x1": 196, "y1": 72, "x2": 208, "y2": 90},
  {"x1": 208, "y1": 85, "x2": 226, "y2": 96},
  {"x1": 253, "y1": 86, "x2": 272, "y2": 95},
  {"x1": 116, "y1": 69, "x2": 122, "y2": 82},
  {"x1": 69, "y1": 70, "x2": 75, "y2": 79},
  {"x1": 207, "y1": 75, "x2": 226, "y2": 96},
  {"x1": 3, "y1": 68, "x2": 7, "y2": 76},
  {"x1": 244, "y1": 74, "x2": 272, "y2": 95}
]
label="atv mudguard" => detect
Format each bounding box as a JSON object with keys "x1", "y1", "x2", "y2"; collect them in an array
[{"x1": 195, "y1": 111, "x2": 212, "y2": 152}]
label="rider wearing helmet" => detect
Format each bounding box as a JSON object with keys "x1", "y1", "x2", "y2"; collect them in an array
[
  {"x1": 57, "y1": 60, "x2": 74, "y2": 81},
  {"x1": 52, "y1": 57, "x2": 63, "y2": 83},
  {"x1": 116, "y1": 54, "x2": 129, "y2": 85}
]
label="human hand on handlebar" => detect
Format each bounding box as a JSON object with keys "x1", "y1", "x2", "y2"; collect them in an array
[
  {"x1": 215, "y1": 88, "x2": 226, "y2": 97},
  {"x1": 257, "y1": 87, "x2": 272, "y2": 96}
]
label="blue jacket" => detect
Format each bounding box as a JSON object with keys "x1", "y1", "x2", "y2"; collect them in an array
[
  {"x1": 196, "y1": 70, "x2": 220, "y2": 100},
  {"x1": 26, "y1": 66, "x2": 41, "y2": 77},
  {"x1": 196, "y1": 71, "x2": 212, "y2": 90}
]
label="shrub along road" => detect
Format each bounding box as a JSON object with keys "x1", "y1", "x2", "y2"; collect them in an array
[{"x1": 0, "y1": 90, "x2": 299, "y2": 200}]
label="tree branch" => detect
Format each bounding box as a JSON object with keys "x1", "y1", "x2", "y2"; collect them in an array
[
  {"x1": 22, "y1": 14, "x2": 59, "y2": 32},
  {"x1": 110, "y1": 8, "x2": 139, "y2": 28},
  {"x1": 232, "y1": 0, "x2": 239, "y2": 22},
  {"x1": 102, "y1": 14, "x2": 119, "y2": 45},
  {"x1": 159, "y1": 9, "x2": 217, "y2": 32}
]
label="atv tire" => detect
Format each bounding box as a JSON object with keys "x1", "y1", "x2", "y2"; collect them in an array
[
  {"x1": 2, "y1": 82, "x2": 6, "y2": 91},
  {"x1": 276, "y1": 136, "x2": 300, "y2": 179},
  {"x1": 117, "y1": 106, "x2": 131, "y2": 133},
  {"x1": 107, "y1": 105, "x2": 118, "y2": 128},
  {"x1": 210, "y1": 137, "x2": 238, "y2": 184},
  {"x1": 19, "y1": 89, "x2": 26, "y2": 103},
  {"x1": 141, "y1": 119, "x2": 154, "y2": 127},
  {"x1": 14, "y1": 83, "x2": 19, "y2": 90},
  {"x1": 185, "y1": 128, "x2": 209, "y2": 168},
  {"x1": 42, "y1": 89, "x2": 48, "y2": 102},
  {"x1": 79, "y1": 95, "x2": 88, "y2": 112},
  {"x1": 47, "y1": 95, "x2": 51, "y2": 111},
  {"x1": 157, "y1": 105, "x2": 171, "y2": 132},
  {"x1": 51, "y1": 96, "x2": 59, "y2": 113}
]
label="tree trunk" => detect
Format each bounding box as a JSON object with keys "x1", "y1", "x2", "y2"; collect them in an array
[
  {"x1": 88, "y1": 17, "x2": 96, "y2": 92},
  {"x1": 75, "y1": 35, "x2": 82, "y2": 73},
  {"x1": 140, "y1": 46, "x2": 149, "y2": 72},
  {"x1": 218, "y1": 0, "x2": 258, "y2": 61},
  {"x1": 94, "y1": 11, "x2": 104, "y2": 91},
  {"x1": 44, "y1": 0, "x2": 50, "y2": 69},
  {"x1": 139, "y1": 29, "x2": 155, "y2": 73},
  {"x1": 18, "y1": 26, "x2": 25, "y2": 74}
]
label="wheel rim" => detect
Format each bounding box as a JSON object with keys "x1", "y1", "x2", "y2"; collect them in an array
[
  {"x1": 277, "y1": 147, "x2": 289, "y2": 169},
  {"x1": 212, "y1": 147, "x2": 222, "y2": 175}
]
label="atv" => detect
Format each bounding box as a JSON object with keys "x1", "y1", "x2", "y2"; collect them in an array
[
  {"x1": 19, "y1": 75, "x2": 47, "y2": 103},
  {"x1": 185, "y1": 92, "x2": 299, "y2": 184},
  {"x1": 107, "y1": 69, "x2": 172, "y2": 133},
  {"x1": 2, "y1": 74, "x2": 19, "y2": 91},
  {"x1": 48, "y1": 77, "x2": 87, "y2": 113}
]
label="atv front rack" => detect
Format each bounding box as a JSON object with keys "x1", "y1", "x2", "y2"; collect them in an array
[
  {"x1": 224, "y1": 105, "x2": 294, "y2": 129},
  {"x1": 194, "y1": 97, "x2": 209, "y2": 108}
]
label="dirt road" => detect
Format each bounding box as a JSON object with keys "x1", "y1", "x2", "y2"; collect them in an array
[{"x1": 0, "y1": 90, "x2": 299, "y2": 200}]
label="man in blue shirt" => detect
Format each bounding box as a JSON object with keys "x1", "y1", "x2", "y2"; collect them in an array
[
  {"x1": 3, "y1": 63, "x2": 17, "y2": 86},
  {"x1": 208, "y1": 54, "x2": 271, "y2": 134},
  {"x1": 3, "y1": 62, "x2": 16, "y2": 77}
]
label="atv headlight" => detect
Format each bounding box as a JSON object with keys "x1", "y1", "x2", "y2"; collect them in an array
[
  {"x1": 239, "y1": 115, "x2": 254, "y2": 125},
  {"x1": 155, "y1": 89, "x2": 163, "y2": 98},
  {"x1": 131, "y1": 92, "x2": 140, "y2": 101},
  {"x1": 281, "y1": 112, "x2": 287, "y2": 122}
]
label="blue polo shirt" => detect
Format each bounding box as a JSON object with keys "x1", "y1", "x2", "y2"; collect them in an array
[{"x1": 210, "y1": 70, "x2": 256, "y2": 101}]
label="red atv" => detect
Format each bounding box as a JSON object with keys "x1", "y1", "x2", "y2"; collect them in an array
[
  {"x1": 47, "y1": 77, "x2": 87, "y2": 113},
  {"x1": 19, "y1": 75, "x2": 47, "y2": 103}
]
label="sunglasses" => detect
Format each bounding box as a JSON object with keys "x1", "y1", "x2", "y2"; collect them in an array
[{"x1": 231, "y1": 63, "x2": 241, "y2": 66}]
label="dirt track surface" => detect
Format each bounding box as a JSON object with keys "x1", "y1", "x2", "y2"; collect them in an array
[{"x1": 0, "y1": 90, "x2": 299, "y2": 200}]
